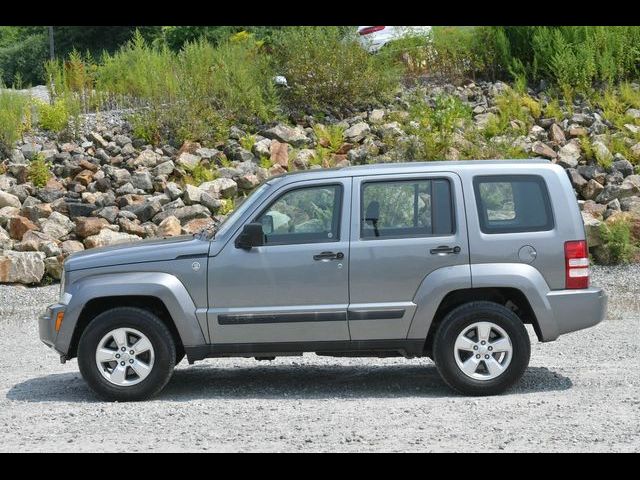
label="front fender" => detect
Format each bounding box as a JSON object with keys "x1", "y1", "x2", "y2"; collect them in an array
[{"x1": 53, "y1": 272, "x2": 207, "y2": 356}]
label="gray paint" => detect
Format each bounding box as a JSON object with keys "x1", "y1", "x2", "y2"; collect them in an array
[{"x1": 39, "y1": 159, "x2": 606, "y2": 361}]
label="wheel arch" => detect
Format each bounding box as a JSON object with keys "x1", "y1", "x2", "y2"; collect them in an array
[
  {"x1": 423, "y1": 287, "x2": 541, "y2": 357},
  {"x1": 55, "y1": 272, "x2": 207, "y2": 359},
  {"x1": 68, "y1": 296, "x2": 184, "y2": 360}
]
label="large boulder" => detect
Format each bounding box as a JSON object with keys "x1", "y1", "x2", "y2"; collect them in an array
[
  {"x1": 581, "y1": 211, "x2": 602, "y2": 247},
  {"x1": 8, "y1": 215, "x2": 38, "y2": 241},
  {"x1": 592, "y1": 140, "x2": 613, "y2": 166},
  {"x1": 44, "y1": 256, "x2": 64, "y2": 280},
  {"x1": 131, "y1": 149, "x2": 161, "y2": 168},
  {"x1": 0, "y1": 226, "x2": 12, "y2": 249},
  {"x1": 556, "y1": 141, "x2": 581, "y2": 168},
  {"x1": 41, "y1": 212, "x2": 75, "y2": 240},
  {"x1": 270, "y1": 140, "x2": 289, "y2": 169},
  {"x1": 60, "y1": 240, "x2": 85, "y2": 256},
  {"x1": 15, "y1": 230, "x2": 57, "y2": 253},
  {"x1": 157, "y1": 216, "x2": 182, "y2": 237},
  {"x1": 344, "y1": 122, "x2": 370, "y2": 143},
  {"x1": 531, "y1": 141, "x2": 556, "y2": 160},
  {"x1": 75, "y1": 217, "x2": 110, "y2": 238},
  {"x1": 0, "y1": 191, "x2": 21, "y2": 209},
  {"x1": 183, "y1": 184, "x2": 204, "y2": 205},
  {"x1": 581, "y1": 179, "x2": 605, "y2": 201},
  {"x1": 0, "y1": 250, "x2": 45, "y2": 284},
  {"x1": 84, "y1": 229, "x2": 142, "y2": 249},
  {"x1": 176, "y1": 152, "x2": 201, "y2": 169},
  {"x1": 262, "y1": 124, "x2": 310, "y2": 147},
  {"x1": 152, "y1": 205, "x2": 211, "y2": 225},
  {"x1": 199, "y1": 178, "x2": 238, "y2": 199}
]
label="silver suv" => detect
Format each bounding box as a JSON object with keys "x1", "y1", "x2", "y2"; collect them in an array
[{"x1": 39, "y1": 160, "x2": 607, "y2": 401}]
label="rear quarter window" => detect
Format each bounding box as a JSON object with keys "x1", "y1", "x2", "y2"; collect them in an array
[{"x1": 473, "y1": 175, "x2": 554, "y2": 234}]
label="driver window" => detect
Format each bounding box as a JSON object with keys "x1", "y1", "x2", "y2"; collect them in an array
[{"x1": 256, "y1": 185, "x2": 342, "y2": 245}]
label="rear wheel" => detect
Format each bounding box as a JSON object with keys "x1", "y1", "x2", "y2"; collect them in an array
[
  {"x1": 433, "y1": 301, "x2": 531, "y2": 396},
  {"x1": 78, "y1": 307, "x2": 176, "y2": 401}
]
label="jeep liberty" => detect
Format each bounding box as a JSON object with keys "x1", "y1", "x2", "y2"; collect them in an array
[{"x1": 39, "y1": 160, "x2": 607, "y2": 400}]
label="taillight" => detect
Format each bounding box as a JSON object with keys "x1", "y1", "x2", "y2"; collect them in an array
[
  {"x1": 359, "y1": 26, "x2": 385, "y2": 36},
  {"x1": 565, "y1": 240, "x2": 589, "y2": 289}
]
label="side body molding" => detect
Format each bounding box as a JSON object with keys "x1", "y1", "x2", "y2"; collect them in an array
[
  {"x1": 407, "y1": 264, "x2": 472, "y2": 340},
  {"x1": 55, "y1": 272, "x2": 207, "y2": 355}
]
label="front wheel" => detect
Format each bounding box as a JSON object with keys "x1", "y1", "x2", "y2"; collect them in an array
[
  {"x1": 78, "y1": 307, "x2": 177, "y2": 401},
  {"x1": 433, "y1": 301, "x2": 531, "y2": 396}
]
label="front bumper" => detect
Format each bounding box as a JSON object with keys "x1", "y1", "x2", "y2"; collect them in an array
[
  {"x1": 547, "y1": 287, "x2": 607, "y2": 337},
  {"x1": 39, "y1": 303, "x2": 67, "y2": 356}
]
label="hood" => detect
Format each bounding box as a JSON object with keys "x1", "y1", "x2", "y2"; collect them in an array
[{"x1": 64, "y1": 235, "x2": 210, "y2": 272}]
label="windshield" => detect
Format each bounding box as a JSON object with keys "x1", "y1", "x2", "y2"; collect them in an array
[{"x1": 196, "y1": 182, "x2": 271, "y2": 240}]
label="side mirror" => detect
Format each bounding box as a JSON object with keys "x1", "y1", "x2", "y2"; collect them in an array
[{"x1": 235, "y1": 223, "x2": 265, "y2": 249}]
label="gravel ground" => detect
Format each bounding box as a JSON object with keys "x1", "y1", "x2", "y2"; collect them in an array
[{"x1": 0, "y1": 266, "x2": 638, "y2": 452}]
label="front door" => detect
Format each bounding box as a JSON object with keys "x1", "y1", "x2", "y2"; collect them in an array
[
  {"x1": 348, "y1": 172, "x2": 470, "y2": 340},
  {"x1": 207, "y1": 178, "x2": 351, "y2": 344}
]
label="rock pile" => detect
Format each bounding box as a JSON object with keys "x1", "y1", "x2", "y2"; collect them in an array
[{"x1": 1, "y1": 80, "x2": 640, "y2": 283}]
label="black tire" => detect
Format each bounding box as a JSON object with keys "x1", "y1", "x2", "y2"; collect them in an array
[
  {"x1": 78, "y1": 307, "x2": 176, "y2": 401},
  {"x1": 433, "y1": 301, "x2": 531, "y2": 396}
]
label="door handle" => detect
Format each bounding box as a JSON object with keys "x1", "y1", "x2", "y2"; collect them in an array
[
  {"x1": 430, "y1": 245, "x2": 461, "y2": 255},
  {"x1": 313, "y1": 251, "x2": 344, "y2": 261}
]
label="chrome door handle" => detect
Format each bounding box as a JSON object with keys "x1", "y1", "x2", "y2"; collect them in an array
[{"x1": 430, "y1": 245, "x2": 461, "y2": 255}]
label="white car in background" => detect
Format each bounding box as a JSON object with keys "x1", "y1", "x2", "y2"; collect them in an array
[{"x1": 357, "y1": 26, "x2": 432, "y2": 52}]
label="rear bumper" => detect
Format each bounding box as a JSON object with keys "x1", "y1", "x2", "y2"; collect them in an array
[
  {"x1": 546, "y1": 287, "x2": 607, "y2": 338},
  {"x1": 39, "y1": 303, "x2": 66, "y2": 356}
]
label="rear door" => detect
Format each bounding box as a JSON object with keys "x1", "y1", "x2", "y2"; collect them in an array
[{"x1": 348, "y1": 172, "x2": 469, "y2": 340}]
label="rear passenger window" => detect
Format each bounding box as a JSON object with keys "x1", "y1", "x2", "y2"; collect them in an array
[
  {"x1": 361, "y1": 178, "x2": 454, "y2": 238},
  {"x1": 473, "y1": 175, "x2": 554, "y2": 234}
]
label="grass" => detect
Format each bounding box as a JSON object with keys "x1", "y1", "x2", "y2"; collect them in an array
[{"x1": 0, "y1": 89, "x2": 30, "y2": 152}]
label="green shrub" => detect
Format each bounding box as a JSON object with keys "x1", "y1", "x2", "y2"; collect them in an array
[
  {"x1": 427, "y1": 26, "x2": 493, "y2": 82},
  {"x1": 313, "y1": 124, "x2": 344, "y2": 152},
  {"x1": 580, "y1": 135, "x2": 595, "y2": 162},
  {"x1": 598, "y1": 218, "x2": 638, "y2": 264},
  {"x1": 259, "y1": 155, "x2": 272, "y2": 169},
  {"x1": 483, "y1": 86, "x2": 540, "y2": 137},
  {"x1": 239, "y1": 134, "x2": 256, "y2": 152},
  {"x1": 405, "y1": 94, "x2": 473, "y2": 159},
  {"x1": 273, "y1": 26, "x2": 399, "y2": 116},
  {"x1": 0, "y1": 90, "x2": 30, "y2": 152},
  {"x1": 36, "y1": 99, "x2": 69, "y2": 132},
  {"x1": 182, "y1": 162, "x2": 218, "y2": 186},
  {"x1": 27, "y1": 152, "x2": 52, "y2": 187},
  {"x1": 608, "y1": 135, "x2": 639, "y2": 164},
  {"x1": 544, "y1": 97, "x2": 565, "y2": 121},
  {"x1": 219, "y1": 198, "x2": 235, "y2": 215}
]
